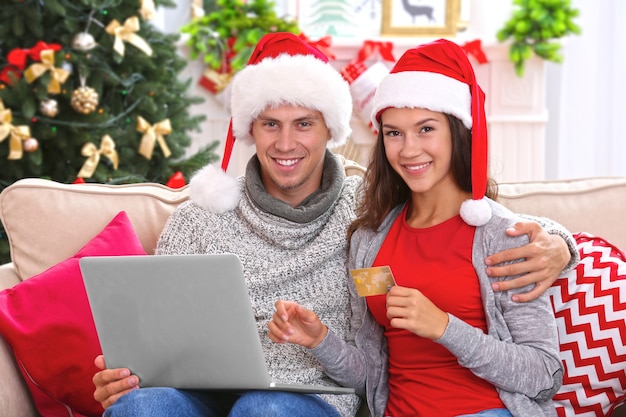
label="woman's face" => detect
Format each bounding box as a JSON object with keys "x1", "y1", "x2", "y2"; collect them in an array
[{"x1": 380, "y1": 107, "x2": 455, "y2": 195}]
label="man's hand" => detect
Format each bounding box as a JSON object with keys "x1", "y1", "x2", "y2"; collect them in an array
[
  {"x1": 267, "y1": 300, "x2": 327, "y2": 349},
  {"x1": 485, "y1": 220, "x2": 570, "y2": 303},
  {"x1": 92, "y1": 355, "x2": 139, "y2": 410}
]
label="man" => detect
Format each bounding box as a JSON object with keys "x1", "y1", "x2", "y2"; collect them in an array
[{"x1": 92, "y1": 33, "x2": 577, "y2": 417}]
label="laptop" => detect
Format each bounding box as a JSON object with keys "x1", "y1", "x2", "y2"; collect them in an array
[{"x1": 79, "y1": 253, "x2": 355, "y2": 395}]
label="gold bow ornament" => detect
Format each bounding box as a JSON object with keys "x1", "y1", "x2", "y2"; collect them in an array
[
  {"x1": 136, "y1": 116, "x2": 172, "y2": 159},
  {"x1": 105, "y1": 17, "x2": 153, "y2": 57},
  {"x1": 139, "y1": 0, "x2": 157, "y2": 20},
  {"x1": 23, "y1": 49, "x2": 70, "y2": 95},
  {"x1": 77, "y1": 135, "x2": 119, "y2": 178},
  {"x1": 0, "y1": 100, "x2": 32, "y2": 160}
]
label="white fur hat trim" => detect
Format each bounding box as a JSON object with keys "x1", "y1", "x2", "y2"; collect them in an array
[
  {"x1": 189, "y1": 164, "x2": 241, "y2": 213},
  {"x1": 230, "y1": 53, "x2": 353, "y2": 147},
  {"x1": 371, "y1": 71, "x2": 472, "y2": 130}
]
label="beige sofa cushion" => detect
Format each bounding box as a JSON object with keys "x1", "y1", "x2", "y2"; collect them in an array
[
  {"x1": 0, "y1": 179, "x2": 189, "y2": 280},
  {"x1": 497, "y1": 177, "x2": 626, "y2": 250}
]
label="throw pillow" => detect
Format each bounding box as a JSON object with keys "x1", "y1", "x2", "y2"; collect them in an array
[
  {"x1": 549, "y1": 232, "x2": 626, "y2": 417},
  {"x1": 0, "y1": 211, "x2": 146, "y2": 417}
]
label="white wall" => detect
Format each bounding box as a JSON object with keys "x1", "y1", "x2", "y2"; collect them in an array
[{"x1": 545, "y1": 0, "x2": 626, "y2": 179}]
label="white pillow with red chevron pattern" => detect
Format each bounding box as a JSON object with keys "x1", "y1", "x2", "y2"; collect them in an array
[{"x1": 549, "y1": 232, "x2": 626, "y2": 417}]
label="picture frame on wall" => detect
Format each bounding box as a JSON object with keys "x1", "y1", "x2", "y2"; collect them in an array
[
  {"x1": 381, "y1": 0, "x2": 461, "y2": 37},
  {"x1": 278, "y1": 0, "x2": 384, "y2": 39}
]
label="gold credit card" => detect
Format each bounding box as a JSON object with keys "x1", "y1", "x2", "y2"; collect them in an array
[{"x1": 350, "y1": 266, "x2": 396, "y2": 297}]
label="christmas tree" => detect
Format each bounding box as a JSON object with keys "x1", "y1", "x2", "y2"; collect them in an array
[{"x1": 0, "y1": 0, "x2": 220, "y2": 263}]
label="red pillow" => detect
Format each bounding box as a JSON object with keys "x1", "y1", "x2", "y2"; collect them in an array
[
  {"x1": 0, "y1": 211, "x2": 146, "y2": 417},
  {"x1": 549, "y1": 232, "x2": 626, "y2": 417}
]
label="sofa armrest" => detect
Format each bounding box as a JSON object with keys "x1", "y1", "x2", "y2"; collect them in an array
[
  {"x1": 0, "y1": 333, "x2": 38, "y2": 417},
  {"x1": 0, "y1": 263, "x2": 38, "y2": 416}
]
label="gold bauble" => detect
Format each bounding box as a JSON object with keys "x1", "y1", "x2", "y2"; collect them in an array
[
  {"x1": 71, "y1": 86, "x2": 99, "y2": 115},
  {"x1": 40, "y1": 98, "x2": 59, "y2": 117}
]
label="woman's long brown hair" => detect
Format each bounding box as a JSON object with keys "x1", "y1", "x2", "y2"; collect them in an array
[{"x1": 347, "y1": 113, "x2": 498, "y2": 241}]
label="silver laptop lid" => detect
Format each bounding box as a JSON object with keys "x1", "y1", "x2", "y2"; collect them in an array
[{"x1": 80, "y1": 253, "x2": 270, "y2": 390}]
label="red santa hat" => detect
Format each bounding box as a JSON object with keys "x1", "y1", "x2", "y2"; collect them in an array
[
  {"x1": 189, "y1": 32, "x2": 353, "y2": 213},
  {"x1": 370, "y1": 38, "x2": 491, "y2": 226}
]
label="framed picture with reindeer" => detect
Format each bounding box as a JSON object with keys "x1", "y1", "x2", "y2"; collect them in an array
[{"x1": 381, "y1": 0, "x2": 461, "y2": 37}]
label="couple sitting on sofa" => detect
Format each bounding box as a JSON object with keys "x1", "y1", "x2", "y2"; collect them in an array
[
  {"x1": 93, "y1": 33, "x2": 578, "y2": 417},
  {"x1": 2, "y1": 32, "x2": 624, "y2": 417}
]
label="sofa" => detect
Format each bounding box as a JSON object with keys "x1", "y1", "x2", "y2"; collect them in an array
[{"x1": 1, "y1": 169, "x2": 625, "y2": 417}]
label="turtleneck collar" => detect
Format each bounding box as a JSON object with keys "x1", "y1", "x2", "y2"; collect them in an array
[{"x1": 244, "y1": 149, "x2": 345, "y2": 224}]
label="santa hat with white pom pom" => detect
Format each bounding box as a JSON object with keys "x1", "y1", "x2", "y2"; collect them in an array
[
  {"x1": 370, "y1": 38, "x2": 492, "y2": 226},
  {"x1": 189, "y1": 32, "x2": 353, "y2": 213}
]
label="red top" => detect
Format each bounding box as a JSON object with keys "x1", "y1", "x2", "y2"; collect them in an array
[{"x1": 366, "y1": 204, "x2": 505, "y2": 416}]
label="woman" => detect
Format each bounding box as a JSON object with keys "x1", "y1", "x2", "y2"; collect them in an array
[{"x1": 269, "y1": 39, "x2": 563, "y2": 417}]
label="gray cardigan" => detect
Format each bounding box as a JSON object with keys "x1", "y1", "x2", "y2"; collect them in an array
[{"x1": 311, "y1": 198, "x2": 564, "y2": 417}]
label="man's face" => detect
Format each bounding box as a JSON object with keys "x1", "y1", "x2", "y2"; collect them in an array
[{"x1": 251, "y1": 104, "x2": 331, "y2": 207}]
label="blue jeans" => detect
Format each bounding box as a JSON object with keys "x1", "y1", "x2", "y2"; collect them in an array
[
  {"x1": 104, "y1": 387, "x2": 342, "y2": 417},
  {"x1": 457, "y1": 409, "x2": 513, "y2": 417}
]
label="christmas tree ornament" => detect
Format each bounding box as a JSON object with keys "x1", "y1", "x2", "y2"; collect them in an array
[
  {"x1": 166, "y1": 171, "x2": 186, "y2": 188},
  {"x1": 71, "y1": 86, "x2": 99, "y2": 114},
  {"x1": 39, "y1": 98, "x2": 59, "y2": 117},
  {"x1": 139, "y1": 0, "x2": 156, "y2": 20},
  {"x1": 25, "y1": 41, "x2": 62, "y2": 60},
  {"x1": 61, "y1": 62, "x2": 73, "y2": 74},
  {"x1": 23, "y1": 137, "x2": 39, "y2": 153},
  {"x1": 23, "y1": 49, "x2": 70, "y2": 94},
  {"x1": 1, "y1": 99, "x2": 31, "y2": 160},
  {"x1": 1, "y1": 48, "x2": 29, "y2": 84},
  {"x1": 105, "y1": 17, "x2": 153, "y2": 57},
  {"x1": 136, "y1": 116, "x2": 172, "y2": 159},
  {"x1": 77, "y1": 134, "x2": 119, "y2": 178},
  {"x1": 72, "y1": 32, "x2": 97, "y2": 52}
]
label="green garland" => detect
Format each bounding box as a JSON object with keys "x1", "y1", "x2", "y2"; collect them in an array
[
  {"x1": 497, "y1": 0, "x2": 581, "y2": 77},
  {"x1": 181, "y1": 0, "x2": 299, "y2": 74}
]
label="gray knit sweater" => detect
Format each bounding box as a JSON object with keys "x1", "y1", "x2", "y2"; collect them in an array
[
  {"x1": 311, "y1": 199, "x2": 567, "y2": 417},
  {"x1": 155, "y1": 151, "x2": 362, "y2": 417}
]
